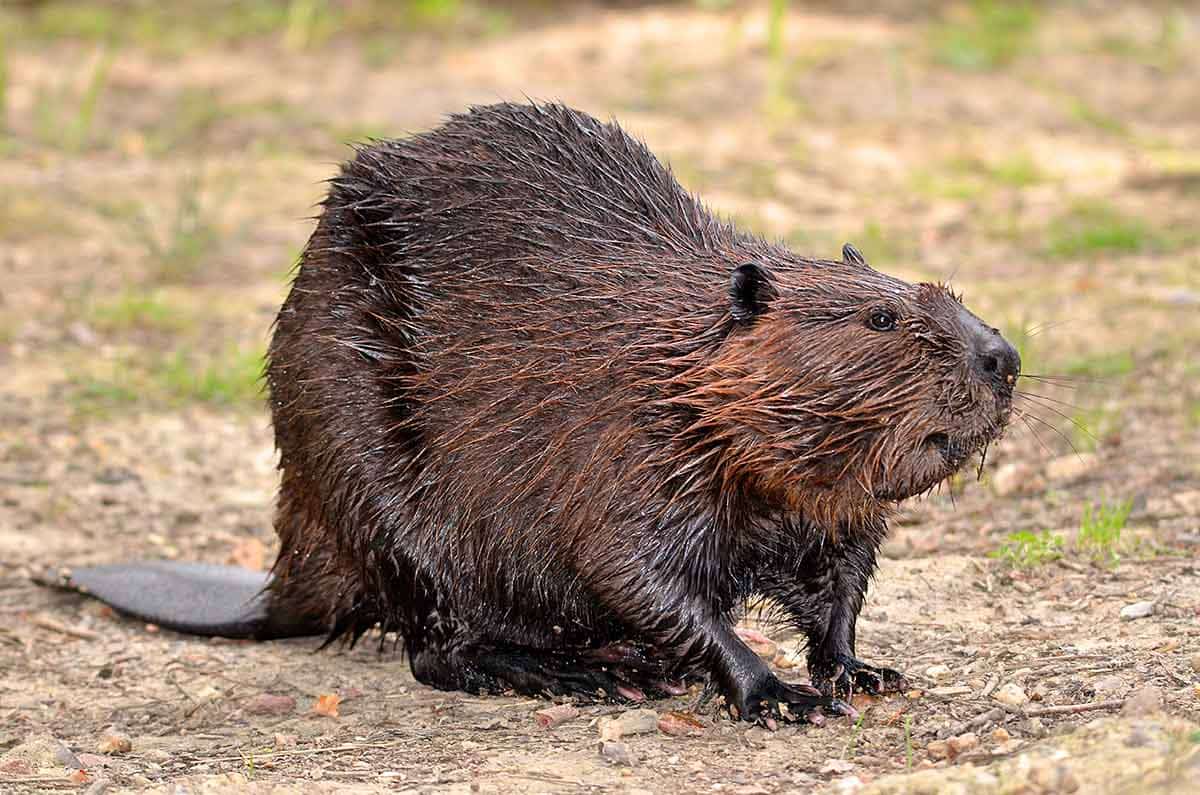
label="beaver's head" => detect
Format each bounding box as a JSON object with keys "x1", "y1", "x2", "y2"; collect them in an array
[{"x1": 710, "y1": 244, "x2": 1018, "y2": 524}]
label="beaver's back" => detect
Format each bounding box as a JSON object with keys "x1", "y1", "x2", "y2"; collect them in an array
[{"x1": 266, "y1": 103, "x2": 764, "y2": 640}]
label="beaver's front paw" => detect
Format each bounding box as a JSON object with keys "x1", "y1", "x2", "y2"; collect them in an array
[
  {"x1": 728, "y1": 673, "x2": 857, "y2": 726},
  {"x1": 810, "y1": 654, "x2": 908, "y2": 699}
]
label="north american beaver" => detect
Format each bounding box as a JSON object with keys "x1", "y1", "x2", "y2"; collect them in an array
[{"x1": 45, "y1": 102, "x2": 1018, "y2": 724}]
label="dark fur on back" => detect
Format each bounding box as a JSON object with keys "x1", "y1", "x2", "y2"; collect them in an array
[{"x1": 265, "y1": 102, "x2": 1015, "y2": 711}]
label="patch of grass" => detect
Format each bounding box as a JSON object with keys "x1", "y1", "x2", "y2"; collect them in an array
[
  {"x1": 31, "y1": 46, "x2": 113, "y2": 152},
  {"x1": 1068, "y1": 97, "x2": 1128, "y2": 137},
  {"x1": 66, "y1": 371, "x2": 142, "y2": 419},
  {"x1": 991, "y1": 530, "x2": 1064, "y2": 569},
  {"x1": 97, "y1": 175, "x2": 228, "y2": 284},
  {"x1": 1069, "y1": 405, "x2": 1119, "y2": 453},
  {"x1": 911, "y1": 153, "x2": 1047, "y2": 201},
  {"x1": 854, "y1": 220, "x2": 913, "y2": 265},
  {"x1": 929, "y1": 0, "x2": 1039, "y2": 71},
  {"x1": 1077, "y1": 498, "x2": 1132, "y2": 566},
  {"x1": 66, "y1": 345, "x2": 266, "y2": 419},
  {"x1": 86, "y1": 291, "x2": 193, "y2": 335},
  {"x1": 4, "y1": 1, "x2": 508, "y2": 54},
  {"x1": 1063, "y1": 350, "x2": 1134, "y2": 379},
  {"x1": 1094, "y1": 8, "x2": 1185, "y2": 71},
  {"x1": 985, "y1": 154, "x2": 1046, "y2": 188},
  {"x1": 155, "y1": 347, "x2": 265, "y2": 406},
  {"x1": 0, "y1": 195, "x2": 77, "y2": 241},
  {"x1": 1044, "y1": 201, "x2": 1164, "y2": 260}
]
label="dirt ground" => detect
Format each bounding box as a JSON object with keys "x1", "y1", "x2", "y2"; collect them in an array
[{"x1": 2, "y1": 1, "x2": 1199, "y2": 792}]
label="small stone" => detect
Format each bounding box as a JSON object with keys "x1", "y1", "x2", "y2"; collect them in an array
[
  {"x1": 1120, "y1": 601, "x2": 1155, "y2": 621},
  {"x1": 55, "y1": 741, "x2": 84, "y2": 769},
  {"x1": 1190, "y1": 652, "x2": 1200, "y2": 674},
  {"x1": 96, "y1": 728, "x2": 131, "y2": 756},
  {"x1": 991, "y1": 462, "x2": 1041, "y2": 497},
  {"x1": 924, "y1": 664, "x2": 953, "y2": 681},
  {"x1": 926, "y1": 740, "x2": 951, "y2": 760},
  {"x1": 1121, "y1": 685, "x2": 1164, "y2": 717},
  {"x1": 991, "y1": 727, "x2": 1011, "y2": 743},
  {"x1": 599, "y1": 740, "x2": 634, "y2": 766},
  {"x1": 820, "y1": 759, "x2": 855, "y2": 774},
  {"x1": 947, "y1": 732, "x2": 979, "y2": 756},
  {"x1": 1045, "y1": 454, "x2": 1097, "y2": 483},
  {"x1": 246, "y1": 694, "x2": 296, "y2": 716},
  {"x1": 657, "y1": 711, "x2": 706, "y2": 736},
  {"x1": 274, "y1": 733, "x2": 297, "y2": 749},
  {"x1": 1091, "y1": 674, "x2": 1125, "y2": 698},
  {"x1": 533, "y1": 704, "x2": 579, "y2": 729},
  {"x1": 85, "y1": 779, "x2": 112, "y2": 795},
  {"x1": 1026, "y1": 717, "x2": 1047, "y2": 737},
  {"x1": 141, "y1": 748, "x2": 170, "y2": 762},
  {"x1": 993, "y1": 683, "x2": 1028, "y2": 707},
  {"x1": 598, "y1": 708, "x2": 658, "y2": 740}
]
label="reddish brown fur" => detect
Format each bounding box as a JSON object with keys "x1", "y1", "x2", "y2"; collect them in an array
[{"x1": 260, "y1": 102, "x2": 1017, "y2": 718}]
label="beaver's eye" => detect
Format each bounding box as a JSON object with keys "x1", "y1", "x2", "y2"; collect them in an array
[{"x1": 867, "y1": 310, "x2": 897, "y2": 332}]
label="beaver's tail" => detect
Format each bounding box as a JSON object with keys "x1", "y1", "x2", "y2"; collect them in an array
[{"x1": 35, "y1": 562, "x2": 327, "y2": 640}]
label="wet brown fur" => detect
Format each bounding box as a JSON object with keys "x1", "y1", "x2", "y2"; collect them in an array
[{"x1": 262, "y1": 102, "x2": 1016, "y2": 716}]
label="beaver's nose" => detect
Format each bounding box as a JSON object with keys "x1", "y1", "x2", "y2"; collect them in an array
[
  {"x1": 976, "y1": 332, "x2": 1020, "y2": 386},
  {"x1": 959, "y1": 308, "x2": 1020, "y2": 389}
]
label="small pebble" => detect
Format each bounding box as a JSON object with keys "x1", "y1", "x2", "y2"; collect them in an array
[
  {"x1": 924, "y1": 664, "x2": 952, "y2": 681},
  {"x1": 991, "y1": 727, "x2": 1011, "y2": 743},
  {"x1": 246, "y1": 694, "x2": 296, "y2": 716},
  {"x1": 97, "y1": 729, "x2": 131, "y2": 756},
  {"x1": 1121, "y1": 685, "x2": 1164, "y2": 717},
  {"x1": 598, "y1": 708, "x2": 658, "y2": 740},
  {"x1": 599, "y1": 740, "x2": 635, "y2": 766},
  {"x1": 947, "y1": 732, "x2": 979, "y2": 756},
  {"x1": 1189, "y1": 652, "x2": 1200, "y2": 674},
  {"x1": 533, "y1": 704, "x2": 579, "y2": 729},
  {"x1": 1091, "y1": 674, "x2": 1125, "y2": 698},
  {"x1": 657, "y1": 711, "x2": 706, "y2": 736},
  {"x1": 1120, "y1": 601, "x2": 1155, "y2": 621},
  {"x1": 993, "y1": 683, "x2": 1028, "y2": 707},
  {"x1": 925, "y1": 740, "x2": 950, "y2": 760}
]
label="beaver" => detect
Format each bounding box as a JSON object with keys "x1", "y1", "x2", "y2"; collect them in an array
[{"x1": 45, "y1": 102, "x2": 1019, "y2": 724}]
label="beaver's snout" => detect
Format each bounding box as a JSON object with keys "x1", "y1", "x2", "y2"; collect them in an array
[{"x1": 958, "y1": 309, "x2": 1020, "y2": 392}]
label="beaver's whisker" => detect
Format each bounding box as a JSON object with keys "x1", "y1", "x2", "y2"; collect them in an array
[
  {"x1": 1018, "y1": 373, "x2": 1095, "y2": 387},
  {"x1": 1014, "y1": 390, "x2": 1082, "y2": 412},
  {"x1": 1024, "y1": 319, "x2": 1074, "y2": 338},
  {"x1": 1017, "y1": 408, "x2": 1085, "y2": 459},
  {"x1": 1012, "y1": 408, "x2": 1054, "y2": 457},
  {"x1": 1014, "y1": 395, "x2": 1097, "y2": 444}
]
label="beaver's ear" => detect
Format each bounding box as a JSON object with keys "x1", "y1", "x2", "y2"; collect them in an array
[
  {"x1": 842, "y1": 243, "x2": 870, "y2": 269},
  {"x1": 730, "y1": 262, "x2": 777, "y2": 321}
]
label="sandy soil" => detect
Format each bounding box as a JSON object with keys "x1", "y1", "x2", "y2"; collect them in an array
[{"x1": 1, "y1": 1, "x2": 1198, "y2": 792}]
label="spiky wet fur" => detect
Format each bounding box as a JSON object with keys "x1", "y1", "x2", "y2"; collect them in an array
[{"x1": 265, "y1": 102, "x2": 1012, "y2": 714}]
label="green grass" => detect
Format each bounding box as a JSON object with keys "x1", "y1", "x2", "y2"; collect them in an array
[
  {"x1": 854, "y1": 220, "x2": 913, "y2": 266},
  {"x1": 1069, "y1": 405, "x2": 1119, "y2": 453},
  {"x1": 1063, "y1": 351, "x2": 1134, "y2": 379},
  {"x1": 911, "y1": 153, "x2": 1047, "y2": 201},
  {"x1": 96, "y1": 176, "x2": 228, "y2": 283},
  {"x1": 929, "y1": 0, "x2": 1039, "y2": 71},
  {"x1": 1068, "y1": 97, "x2": 1128, "y2": 137},
  {"x1": 1044, "y1": 202, "x2": 1165, "y2": 260},
  {"x1": 2, "y1": 1, "x2": 505, "y2": 54},
  {"x1": 31, "y1": 46, "x2": 113, "y2": 152},
  {"x1": 67, "y1": 345, "x2": 266, "y2": 419},
  {"x1": 1077, "y1": 499, "x2": 1132, "y2": 566},
  {"x1": 86, "y1": 291, "x2": 193, "y2": 335},
  {"x1": 991, "y1": 529, "x2": 1064, "y2": 569}
]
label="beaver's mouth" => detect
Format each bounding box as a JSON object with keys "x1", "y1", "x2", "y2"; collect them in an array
[{"x1": 923, "y1": 431, "x2": 972, "y2": 470}]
